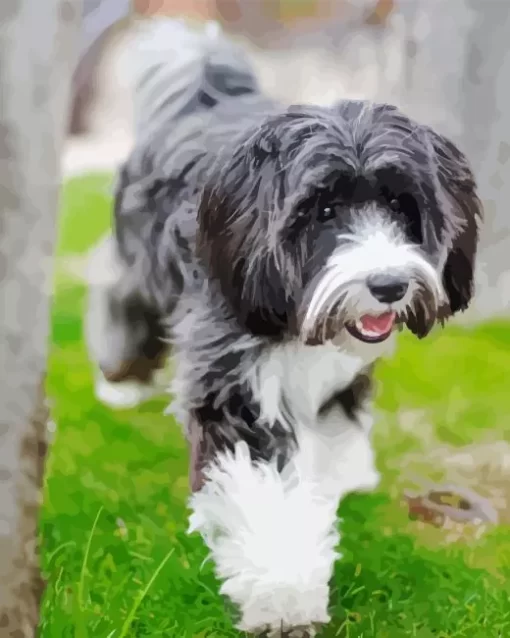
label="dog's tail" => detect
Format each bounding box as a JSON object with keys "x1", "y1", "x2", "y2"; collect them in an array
[{"x1": 131, "y1": 17, "x2": 260, "y2": 139}]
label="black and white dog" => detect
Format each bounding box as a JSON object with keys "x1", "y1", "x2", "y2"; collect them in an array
[{"x1": 86, "y1": 18, "x2": 482, "y2": 637}]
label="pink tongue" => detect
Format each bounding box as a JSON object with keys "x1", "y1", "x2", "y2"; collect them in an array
[{"x1": 360, "y1": 311, "x2": 396, "y2": 335}]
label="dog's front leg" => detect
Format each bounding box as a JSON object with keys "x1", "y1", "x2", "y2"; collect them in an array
[{"x1": 187, "y1": 416, "x2": 339, "y2": 637}]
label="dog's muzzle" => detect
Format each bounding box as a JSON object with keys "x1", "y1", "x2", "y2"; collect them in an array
[{"x1": 298, "y1": 270, "x2": 441, "y2": 345}]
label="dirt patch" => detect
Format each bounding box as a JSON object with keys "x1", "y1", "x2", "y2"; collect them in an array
[
  {"x1": 401, "y1": 440, "x2": 510, "y2": 523},
  {"x1": 378, "y1": 411, "x2": 510, "y2": 540}
]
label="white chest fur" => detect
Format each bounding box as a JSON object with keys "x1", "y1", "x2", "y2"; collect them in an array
[
  {"x1": 254, "y1": 340, "x2": 366, "y2": 421},
  {"x1": 251, "y1": 337, "x2": 389, "y2": 497}
]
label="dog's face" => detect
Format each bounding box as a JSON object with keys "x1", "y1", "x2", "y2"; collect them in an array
[{"x1": 197, "y1": 101, "x2": 482, "y2": 346}]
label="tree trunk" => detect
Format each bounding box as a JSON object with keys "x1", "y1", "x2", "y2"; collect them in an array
[
  {"x1": 396, "y1": 0, "x2": 510, "y2": 321},
  {"x1": 457, "y1": 0, "x2": 510, "y2": 320},
  {"x1": 0, "y1": 0, "x2": 81, "y2": 635}
]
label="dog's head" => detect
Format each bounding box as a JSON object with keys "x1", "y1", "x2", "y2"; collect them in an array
[{"x1": 197, "y1": 100, "x2": 482, "y2": 347}]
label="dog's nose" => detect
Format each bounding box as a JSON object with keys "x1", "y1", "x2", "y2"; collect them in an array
[{"x1": 367, "y1": 274, "x2": 409, "y2": 304}]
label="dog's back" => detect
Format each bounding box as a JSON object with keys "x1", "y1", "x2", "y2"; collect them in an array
[
  {"x1": 86, "y1": 19, "x2": 276, "y2": 404},
  {"x1": 114, "y1": 18, "x2": 277, "y2": 279},
  {"x1": 127, "y1": 18, "x2": 276, "y2": 190},
  {"x1": 133, "y1": 19, "x2": 262, "y2": 143}
]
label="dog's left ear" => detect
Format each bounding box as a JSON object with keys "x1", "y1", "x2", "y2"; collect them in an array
[
  {"x1": 197, "y1": 183, "x2": 295, "y2": 339},
  {"x1": 428, "y1": 129, "x2": 483, "y2": 319}
]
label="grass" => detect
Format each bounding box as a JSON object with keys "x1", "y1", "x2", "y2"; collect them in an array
[{"x1": 41, "y1": 173, "x2": 510, "y2": 637}]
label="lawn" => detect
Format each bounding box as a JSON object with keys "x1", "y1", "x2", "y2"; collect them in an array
[{"x1": 41, "y1": 173, "x2": 510, "y2": 638}]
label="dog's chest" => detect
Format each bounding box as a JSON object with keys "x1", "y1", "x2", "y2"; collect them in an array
[
  {"x1": 255, "y1": 341, "x2": 367, "y2": 426},
  {"x1": 254, "y1": 340, "x2": 378, "y2": 496}
]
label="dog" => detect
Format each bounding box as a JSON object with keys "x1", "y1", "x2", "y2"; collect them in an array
[{"x1": 85, "y1": 18, "x2": 482, "y2": 637}]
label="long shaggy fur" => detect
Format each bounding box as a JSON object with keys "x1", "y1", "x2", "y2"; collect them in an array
[{"x1": 85, "y1": 18, "x2": 483, "y2": 637}]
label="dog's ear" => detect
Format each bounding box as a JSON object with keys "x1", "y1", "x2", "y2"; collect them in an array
[
  {"x1": 197, "y1": 184, "x2": 295, "y2": 339},
  {"x1": 427, "y1": 129, "x2": 483, "y2": 319},
  {"x1": 232, "y1": 255, "x2": 295, "y2": 338}
]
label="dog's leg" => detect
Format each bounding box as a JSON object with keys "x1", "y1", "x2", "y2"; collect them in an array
[
  {"x1": 186, "y1": 375, "x2": 380, "y2": 636},
  {"x1": 188, "y1": 436, "x2": 338, "y2": 636},
  {"x1": 85, "y1": 235, "x2": 169, "y2": 409}
]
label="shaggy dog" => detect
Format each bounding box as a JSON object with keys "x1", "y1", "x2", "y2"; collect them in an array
[{"x1": 86, "y1": 19, "x2": 482, "y2": 637}]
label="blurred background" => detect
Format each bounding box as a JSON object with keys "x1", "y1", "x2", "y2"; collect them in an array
[{"x1": 65, "y1": 0, "x2": 510, "y2": 323}]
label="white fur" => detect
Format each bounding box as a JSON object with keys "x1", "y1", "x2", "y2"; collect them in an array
[
  {"x1": 94, "y1": 374, "x2": 160, "y2": 409},
  {"x1": 189, "y1": 441, "x2": 338, "y2": 633},
  {"x1": 189, "y1": 338, "x2": 383, "y2": 634},
  {"x1": 94, "y1": 367, "x2": 171, "y2": 409},
  {"x1": 302, "y1": 209, "x2": 444, "y2": 338},
  {"x1": 86, "y1": 233, "x2": 124, "y2": 287},
  {"x1": 85, "y1": 234, "x2": 130, "y2": 375}
]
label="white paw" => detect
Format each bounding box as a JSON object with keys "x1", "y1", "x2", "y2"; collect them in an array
[
  {"x1": 284, "y1": 627, "x2": 317, "y2": 638},
  {"x1": 94, "y1": 375, "x2": 160, "y2": 409},
  {"x1": 254, "y1": 623, "x2": 319, "y2": 638}
]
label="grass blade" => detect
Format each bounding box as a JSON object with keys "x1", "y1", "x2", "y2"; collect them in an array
[
  {"x1": 118, "y1": 548, "x2": 175, "y2": 638},
  {"x1": 78, "y1": 505, "x2": 103, "y2": 610}
]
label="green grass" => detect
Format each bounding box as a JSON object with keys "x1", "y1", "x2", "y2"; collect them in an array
[{"x1": 41, "y1": 173, "x2": 510, "y2": 637}]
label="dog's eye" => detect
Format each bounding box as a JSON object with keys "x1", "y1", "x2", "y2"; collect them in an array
[
  {"x1": 389, "y1": 198, "x2": 401, "y2": 212},
  {"x1": 286, "y1": 208, "x2": 310, "y2": 240},
  {"x1": 318, "y1": 206, "x2": 335, "y2": 222}
]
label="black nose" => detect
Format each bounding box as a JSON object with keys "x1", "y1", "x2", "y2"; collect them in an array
[{"x1": 367, "y1": 274, "x2": 409, "y2": 304}]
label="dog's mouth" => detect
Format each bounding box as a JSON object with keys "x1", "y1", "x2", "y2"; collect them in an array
[{"x1": 345, "y1": 311, "x2": 396, "y2": 343}]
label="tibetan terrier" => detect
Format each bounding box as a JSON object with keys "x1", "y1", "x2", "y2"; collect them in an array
[{"x1": 85, "y1": 18, "x2": 482, "y2": 637}]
